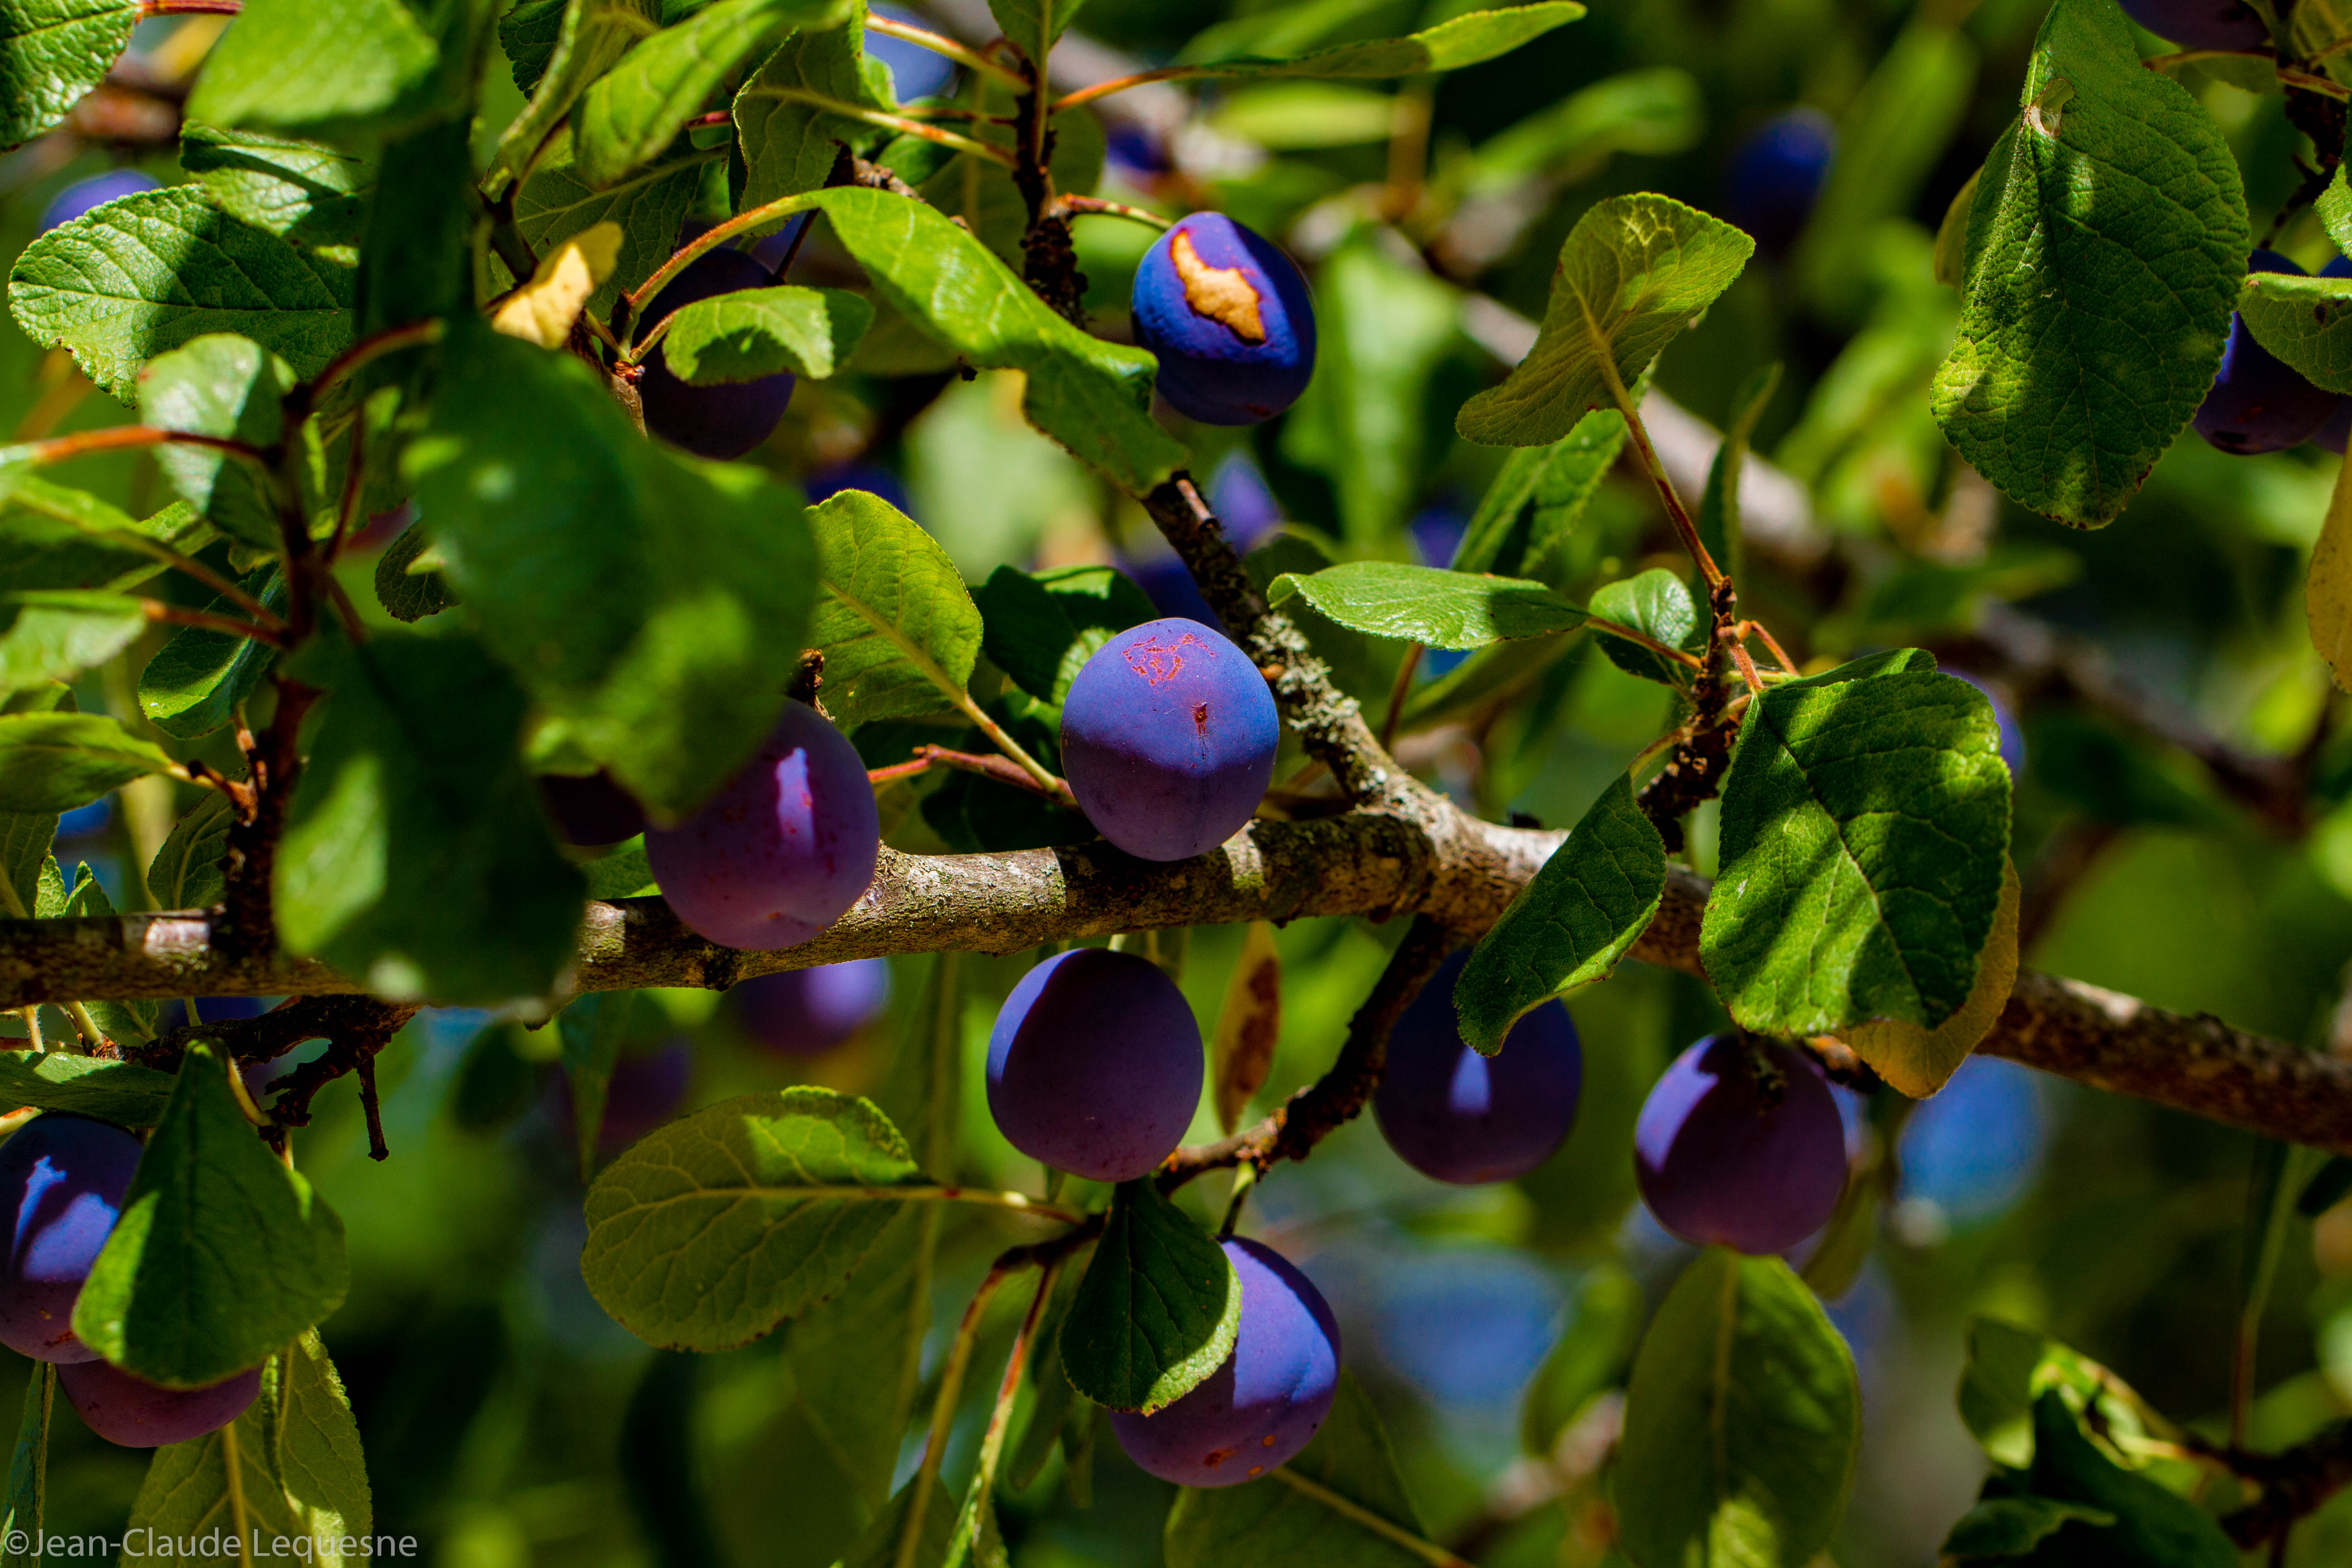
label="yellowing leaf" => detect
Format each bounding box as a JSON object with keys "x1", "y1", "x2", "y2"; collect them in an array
[
  {"x1": 491, "y1": 221, "x2": 623, "y2": 348},
  {"x1": 1841, "y1": 858, "x2": 2021, "y2": 1098},
  {"x1": 2312, "y1": 454, "x2": 2352, "y2": 693},
  {"x1": 1211, "y1": 921, "x2": 1280, "y2": 1136}
]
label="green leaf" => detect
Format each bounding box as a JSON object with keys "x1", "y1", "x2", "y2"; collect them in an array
[
  {"x1": 974, "y1": 563, "x2": 1155, "y2": 708},
  {"x1": 0, "y1": 810, "x2": 52, "y2": 917},
  {"x1": 1956, "y1": 1318, "x2": 2179, "y2": 1470},
  {"x1": 0, "y1": 591, "x2": 146, "y2": 693},
  {"x1": 581, "y1": 1087, "x2": 926, "y2": 1350},
  {"x1": 1588, "y1": 568, "x2": 1697, "y2": 686},
  {"x1": 784, "y1": 1204, "x2": 935, "y2": 1510},
  {"x1": 1452, "y1": 407, "x2": 1628, "y2": 579},
  {"x1": 276, "y1": 631, "x2": 587, "y2": 1005},
  {"x1": 582, "y1": 836, "x2": 657, "y2": 897},
  {"x1": 1841, "y1": 858, "x2": 2021, "y2": 1098},
  {"x1": 10, "y1": 185, "x2": 357, "y2": 402},
  {"x1": 119, "y1": 1332, "x2": 372, "y2": 1565},
  {"x1": 0, "y1": 1053, "x2": 176, "y2": 1126},
  {"x1": 182, "y1": 0, "x2": 439, "y2": 137},
  {"x1": 1940, "y1": 1496, "x2": 2117, "y2": 1559},
  {"x1": 574, "y1": 0, "x2": 848, "y2": 188},
  {"x1": 405, "y1": 320, "x2": 813, "y2": 819},
  {"x1": 485, "y1": 0, "x2": 665, "y2": 196},
  {"x1": 2323, "y1": 164, "x2": 2352, "y2": 261},
  {"x1": 0, "y1": 488, "x2": 211, "y2": 596},
  {"x1": 803, "y1": 186, "x2": 1187, "y2": 493},
  {"x1": 1007, "y1": 1258, "x2": 1085, "y2": 1490},
  {"x1": 833, "y1": 1476, "x2": 963, "y2": 1568},
  {"x1": 1164, "y1": 1372, "x2": 1430, "y2": 1567},
  {"x1": 75, "y1": 1041, "x2": 348, "y2": 1388},
  {"x1": 0, "y1": 1365, "x2": 47, "y2": 1568},
  {"x1": 1700, "y1": 658, "x2": 2011, "y2": 1035},
  {"x1": 147, "y1": 790, "x2": 233, "y2": 911},
  {"x1": 1614, "y1": 1249, "x2": 1860, "y2": 1568},
  {"x1": 1177, "y1": 3, "x2": 1582, "y2": 79},
  {"x1": 1061, "y1": 1179, "x2": 1241, "y2": 1414},
  {"x1": 0, "y1": 712, "x2": 172, "y2": 813},
  {"x1": 514, "y1": 135, "x2": 713, "y2": 314},
  {"x1": 139, "y1": 569, "x2": 283, "y2": 740},
  {"x1": 136, "y1": 334, "x2": 294, "y2": 551},
  {"x1": 358, "y1": 114, "x2": 477, "y2": 338},
  {"x1": 369, "y1": 519, "x2": 454, "y2": 624},
  {"x1": 1268, "y1": 562, "x2": 1585, "y2": 650},
  {"x1": 2016, "y1": 1393, "x2": 2234, "y2": 1568},
  {"x1": 2237, "y1": 269, "x2": 2352, "y2": 393},
  {"x1": 1928, "y1": 0, "x2": 2248, "y2": 526},
  {"x1": 986, "y1": 0, "x2": 1086, "y2": 61},
  {"x1": 808, "y1": 488, "x2": 983, "y2": 725},
  {"x1": 1520, "y1": 1264, "x2": 1643, "y2": 1457},
  {"x1": 0, "y1": 0, "x2": 137, "y2": 146},
  {"x1": 659, "y1": 285, "x2": 872, "y2": 382},
  {"x1": 1456, "y1": 194, "x2": 1754, "y2": 447},
  {"x1": 177, "y1": 121, "x2": 372, "y2": 239},
  {"x1": 872, "y1": 949, "x2": 965, "y2": 1181},
  {"x1": 733, "y1": 1, "x2": 899, "y2": 210},
  {"x1": 1456, "y1": 775, "x2": 1666, "y2": 1054}
]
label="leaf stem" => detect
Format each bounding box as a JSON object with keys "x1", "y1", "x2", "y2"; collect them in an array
[
  {"x1": 864, "y1": 14, "x2": 1030, "y2": 90},
  {"x1": 953, "y1": 692, "x2": 1077, "y2": 805},
  {"x1": 141, "y1": 601, "x2": 289, "y2": 646},
  {"x1": 1267, "y1": 1467, "x2": 1475, "y2": 1568},
  {"x1": 1049, "y1": 65, "x2": 1216, "y2": 114},
  {"x1": 138, "y1": 0, "x2": 241, "y2": 14},
  {"x1": 1379, "y1": 645, "x2": 1424, "y2": 752},
  {"x1": 309, "y1": 319, "x2": 445, "y2": 401},
  {"x1": 1584, "y1": 614, "x2": 1705, "y2": 669},
  {"x1": 898, "y1": 1262, "x2": 1017, "y2": 1568},
  {"x1": 1601, "y1": 363, "x2": 1726, "y2": 594},
  {"x1": 7, "y1": 426, "x2": 274, "y2": 475},
  {"x1": 626, "y1": 191, "x2": 829, "y2": 322},
  {"x1": 869, "y1": 743, "x2": 1072, "y2": 803},
  {"x1": 61, "y1": 1001, "x2": 105, "y2": 1052},
  {"x1": 768, "y1": 90, "x2": 1019, "y2": 165}
]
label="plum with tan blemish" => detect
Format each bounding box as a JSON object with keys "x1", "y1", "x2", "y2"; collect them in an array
[
  {"x1": 985, "y1": 946, "x2": 1203, "y2": 1181},
  {"x1": 58, "y1": 1358, "x2": 261, "y2": 1448},
  {"x1": 1131, "y1": 212, "x2": 1317, "y2": 425},
  {"x1": 643, "y1": 700, "x2": 879, "y2": 950},
  {"x1": 1111, "y1": 1236, "x2": 1340, "y2": 1487},
  {"x1": 1059, "y1": 616, "x2": 1279, "y2": 862},
  {"x1": 0, "y1": 1114, "x2": 142, "y2": 1364}
]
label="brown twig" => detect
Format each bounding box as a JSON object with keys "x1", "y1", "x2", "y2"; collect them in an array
[
  {"x1": 2221, "y1": 1420, "x2": 2352, "y2": 1547},
  {"x1": 868, "y1": 744, "x2": 1072, "y2": 802}
]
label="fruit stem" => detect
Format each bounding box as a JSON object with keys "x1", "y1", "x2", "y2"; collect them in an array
[
  {"x1": 1600, "y1": 360, "x2": 1728, "y2": 595},
  {"x1": 1378, "y1": 645, "x2": 1424, "y2": 752},
  {"x1": 863, "y1": 13, "x2": 1029, "y2": 90},
  {"x1": 897, "y1": 1262, "x2": 1019, "y2": 1568},
  {"x1": 1266, "y1": 1467, "x2": 1476, "y2": 1568},
  {"x1": 952, "y1": 695, "x2": 1079, "y2": 807},
  {"x1": 3, "y1": 424, "x2": 273, "y2": 475}
]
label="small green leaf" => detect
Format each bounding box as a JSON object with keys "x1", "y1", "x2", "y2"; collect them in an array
[
  {"x1": 558, "y1": 990, "x2": 667, "y2": 1176},
  {"x1": 1588, "y1": 568, "x2": 1697, "y2": 685},
  {"x1": 0, "y1": 0, "x2": 137, "y2": 145},
  {"x1": 10, "y1": 185, "x2": 357, "y2": 402},
  {"x1": 1164, "y1": 1372, "x2": 1430, "y2": 1565},
  {"x1": 0, "y1": 1364, "x2": 47, "y2": 1568},
  {"x1": 974, "y1": 563, "x2": 1155, "y2": 708},
  {"x1": 1520, "y1": 1264, "x2": 1643, "y2": 1457},
  {"x1": 1614, "y1": 1249, "x2": 1860, "y2": 1568},
  {"x1": 574, "y1": 0, "x2": 848, "y2": 188},
  {"x1": 659, "y1": 285, "x2": 872, "y2": 382},
  {"x1": 0, "y1": 810, "x2": 52, "y2": 916},
  {"x1": 178, "y1": 120, "x2": 372, "y2": 238},
  {"x1": 147, "y1": 790, "x2": 233, "y2": 911},
  {"x1": 182, "y1": 0, "x2": 439, "y2": 137},
  {"x1": 1956, "y1": 1317, "x2": 2180, "y2": 1470},
  {"x1": 139, "y1": 568, "x2": 283, "y2": 739},
  {"x1": 1061, "y1": 1180, "x2": 1241, "y2": 1414},
  {"x1": 733, "y1": 1, "x2": 900, "y2": 210},
  {"x1": 2016, "y1": 1394, "x2": 2234, "y2": 1568},
  {"x1": 0, "y1": 1053, "x2": 176, "y2": 1126},
  {"x1": 75, "y1": 1041, "x2": 348, "y2": 1389},
  {"x1": 277, "y1": 631, "x2": 587, "y2": 1004},
  {"x1": 2322, "y1": 163, "x2": 2352, "y2": 260},
  {"x1": 1177, "y1": 3, "x2": 1582, "y2": 80},
  {"x1": 808, "y1": 488, "x2": 983, "y2": 725},
  {"x1": 2238, "y1": 269, "x2": 2352, "y2": 393},
  {"x1": 1701, "y1": 657, "x2": 2011, "y2": 1035},
  {"x1": 582, "y1": 837, "x2": 657, "y2": 898},
  {"x1": 136, "y1": 334, "x2": 294, "y2": 550},
  {"x1": 1456, "y1": 775, "x2": 1666, "y2": 1054},
  {"x1": 514, "y1": 134, "x2": 712, "y2": 314},
  {"x1": 1940, "y1": 1495, "x2": 2116, "y2": 1559},
  {"x1": 1929, "y1": 0, "x2": 2248, "y2": 526},
  {"x1": 1456, "y1": 194, "x2": 1754, "y2": 447},
  {"x1": 485, "y1": 0, "x2": 664, "y2": 195},
  {"x1": 1268, "y1": 562, "x2": 1585, "y2": 650},
  {"x1": 0, "y1": 712, "x2": 172, "y2": 813},
  {"x1": 369, "y1": 520, "x2": 454, "y2": 625},
  {"x1": 581, "y1": 1087, "x2": 926, "y2": 1350},
  {"x1": 1452, "y1": 407, "x2": 1627, "y2": 579},
  {"x1": 0, "y1": 591, "x2": 147, "y2": 693}
]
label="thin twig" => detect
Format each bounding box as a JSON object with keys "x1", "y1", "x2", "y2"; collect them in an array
[
  {"x1": 1380, "y1": 645, "x2": 1425, "y2": 753},
  {"x1": 1050, "y1": 65, "x2": 1220, "y2": 114},
  {"x1": 1269, "y1": 1468, "x2": 1475, "y2": 1568},
  {"x1": 309, "y1": 320, "x2": 444, "y2": 402},
  {"x1": 869, "y1": 744, "x2": 1073, "y2": 803},
  {"x1": 897, "y1": 1264, "x2": 1017, "y2": 1568},
  {"x1": 1052, "y1": 195, "x2": 1171, "y2": 230},
  {"x1": 768, "y1": 89, "x2": 1018, "y2": 164},
  {"x1": 9, "y1": 425, "x2": 272, "y2": 473}
]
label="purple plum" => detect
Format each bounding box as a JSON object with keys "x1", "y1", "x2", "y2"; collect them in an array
[
  {"x1": 731, "y1": 959, "x2": 891, "y2": 1056},
  {"x1": 638, "y1": 247, "x2": 795, "y2": 460},
  {"x1": 0, "y1": 1115, "x2": 142, "y2": 1364},
  {"x1": 1373, "y1": 951, "x2": 1582, "y2": 1186},
  {"x1": 1131, "y1": 213, "x2": 1317, "y2": 426},
  {"x1": 39, "y1": 170, "x2": 157, "y2": 233},
  {"x1": 2118, "y1": 0, "x2": 2270, "y2": 49},
  {"x1": 1723, "y1": 109, "x2": 1835, "y2": 259},
  {"x1": 2194, "y1": 251, "x2": 2341, "y2": 455},
  {"x1": 58, "y1": 1358, "x2": 261, "y2": 1448},
  {"x1": 1633, "y1": 1035, "x2": 1848, "y2": 1255},
  {"x1": 985, "y1": 948, "x2": 1202, "y2": 1182},
  {"x1": 548, "y1": 1037, "x2": 695, "y2": 1159}
]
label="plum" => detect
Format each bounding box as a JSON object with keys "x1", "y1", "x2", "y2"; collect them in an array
[
  {"x1": 1373, "y1": 951, "x2": 1582, "y2": 1186},
  {"x1": 1633, "y1": 1035, "x2": 1847, "y2": 1255},
  {"x1": 0, "y1": 1115, "x2": 142, "y2": 1364},
  {"x1": 2118, "y1": 0, "x2": 2270, "y2": 49},
  {"x1": 58, "y1": 1358, "x2": 261, "y2": 1448},
  {"x1": 637, "y1": 247, "x2": 795, "y2": 460},
  {"x1": 538, "y1": 769, "x2": 647, "y2": 848},
  {"x1": 644, "y1": 701, "x2": 880, "y2": 950},
  {"x1": 985, "y1": 948, "x2": 1202, "y2": 1182},
  {"x1": 732, "y1": 959, "x2": 890, "y2": 1056},
  {"x1": 1111, "y1": 1237, "x2": 1340, "y2": 1486},
  {"x1": 38, "y1": 170, "x2": 157, "y2": 233},
  {"x1": 548, "y1": 1037, "x2": 695, "y2": 1159},
  {"x1": 1723, "y1": 109, "x2": 1835, "y2": 259},
  {"x1": 1131, "y1": 213, "x2": 1317, "y2": 426},
  {"x1": 2194, "y1": 251, "x2": 2341, "y2": 455},
  {"x1": 1059, "y1": 617, "x2": 1279, "y2": 862}
]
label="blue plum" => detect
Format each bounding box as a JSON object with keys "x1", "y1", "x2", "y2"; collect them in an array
[
  {"x1": 39, "y1": 170, "x2": 157, "y2": 233},
  {"x1": 1060, "y1": 617, "x2": 1279, "y2": 862},
  {"x1": 2118, "y1": 0, "x2": 2270, "y2": 49},
  {"x1": 1373, "y1": 951, "x2": 1582, "y2": 1186},
  {"x1": 1950, "y1": 671, "x2": 2026, "y2": 779},
  {"x1": 637, "y1": 247, "x2": 795, "y2": 460},
  {"x1": 1723, "y1": 109, "x2": 1835, "y2": 259},
  {"x1": 0, "y1": 1115, "x2": 142, "y2": 1363},
  {"x1": 1111, "y1": 1237, "x2": 1340, "y2": 1486},
  {"x1": 58, "y1": 1358, "x2": 261, "y2": 1448},
  {"x1": 985, "y1": 948, "x2": 1202, "y2": 1182},
  {"x1": 1131, "y1": 213, "x2": 1317, "y2": 426},
  {"x1": 1633, "y1": 1035, "x2": 1847, "y2": 1255},
  {"x1": 644, "y1": 701, "x2": 881, "y2": 950},
  {"x1": 2195, "y1": 251, "x2": 2341, "y2": 455},
  {"x1": 56, "y1": 795, "x2": 110, "y2": 842},
  {"x1": 1205, "y1": 451, "x2": 1282, "y2": 552},
  {"x1": 1122, "y1": 553, "x2": 1223, "y2": 629},
  {"x1": 538, "y1": 770, "x2": 647, "y2": 848},
  {"x1": 732, "y1": 959, "x2": 891, "y2": 1056}
]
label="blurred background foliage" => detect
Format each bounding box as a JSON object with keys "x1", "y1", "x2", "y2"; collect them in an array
[{"x1": 16, "y1": 0, "x2": 2352, "y2": 1562}]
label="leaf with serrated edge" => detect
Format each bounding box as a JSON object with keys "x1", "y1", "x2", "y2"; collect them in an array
[
  {"x1": 137, "y1": 333, "x2": 295, "y2": 550},
  {"x1": 44, "y1": 860, "x2": 153, "y2": 1044},
  {"x1": 1457, "y1": 775, "x2": 1665, "y2": 1055},
  {"x1": 2314, "y1": 454, "x2": 2352, "y2": 693},
  {"x1": 1614, "y1": 1250, "x2": 1859, "y2": 1568},
  {"x1": 178, "y1": 121, "x2": 370, "y2": 237},
  {"x1": 75, "y1": 1042, "x2": 348, "y2": 1388},
  {"x1": 1840, "y1": 859, "x2": 2020, "y2": 1097},
  {"x1": 0, "y1": 0, "x2": 139, "y2": 146},
  {"x1": 485, "y1": 0, "x2": 663, "y2": 196},
  {"x1": 1269, "y1": 562, "x2": 1584, "y2": 649},
  {"x1": 138, "y1": 568, "x2": 283, "y2": 740},
  {"x1": 0, "y1": 811, "x2": 52, "y2": 916},
  {"x1": 1700, "y1": 657, "x2": 2011, "y2": 1035},
  {"x1": 581, "y1": 1088, "x2": 926, "y2": 1350},
  {"x1": 660, "y1": 285, "x2": 872, "y2": 382},
  {"x1": 808, "y1": 488, "x2": 983, "y2": 725},
  {"x1": 0, "y1": 1053, "x2": 175, "y2": 1126},
  {"x1": 1176, "y1": 4, "x2": 1581, "y2": 79},
  {"x1": 0, "y1": 711, "x2": 171, "y2": 813},
  {"x1": 514, "y1": 135, "x2": 711, "y2": 313},
  {"x1": 1457, "y1": 194, "x2": 1753, "y2": 447},
  {"x1": 1452, "y1": 407, "x2": 1627, "y2": 578},
  {"x1": 182, "y1": 0, "x2": 438, "y2": 135},
  {"x1": 1061, "y1": 1179, "x2": 1241, "y2": 1414},
  {"x1": 1211, "y1": 921, "x2": 1281, "y2": 1136},
  {"x1": 734, "y1": 0, "x2": 898, "y2": 211},
  {"x1": 1929, "y1": 0, "x2": 2247, "y2": 526}
]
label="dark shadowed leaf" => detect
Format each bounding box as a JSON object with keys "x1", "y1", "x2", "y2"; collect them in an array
[
  {"x1": 0, "y1": 1363, "x2": 46, "y2": 1568},
  {"x1": 1939, "y1": 1495, "x2": 2115, "y2": 1559},
  {"x1": 1452, "y1": 407, "x2": 1627, "y2": 578},
  {"x1": 0, "y1": 1051, "x2": 176, "y2": 1125},
  {"x1": 486, "y1": 0, "x2": 664, "y2": 195},
  {"x1": 972, "y1": 564, "x2": 1154, "y2": 708},
  {"x1": 136, "y1": 333, "x2": 294, "y2": 550},
  {"x1": 146, "y1": 791, "x2": 232, "y2": 911},
  {"x1": 1061, "y1": 1180, "x2": 1241, "y2": 1414},
  {"x1": 138, "y1": 568, "x2": 283, "y2": 739}
]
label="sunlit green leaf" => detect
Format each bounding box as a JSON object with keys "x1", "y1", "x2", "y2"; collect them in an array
[
  {"x1": 659, "y1": 285, "x2": 872, "y2": 382},
  {"x1": 0, "y1": 711, "x2": 172, "y2": 812},
  {"x1": 1269, "y1": 562, "x2": 1585, "y2": 649}
]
